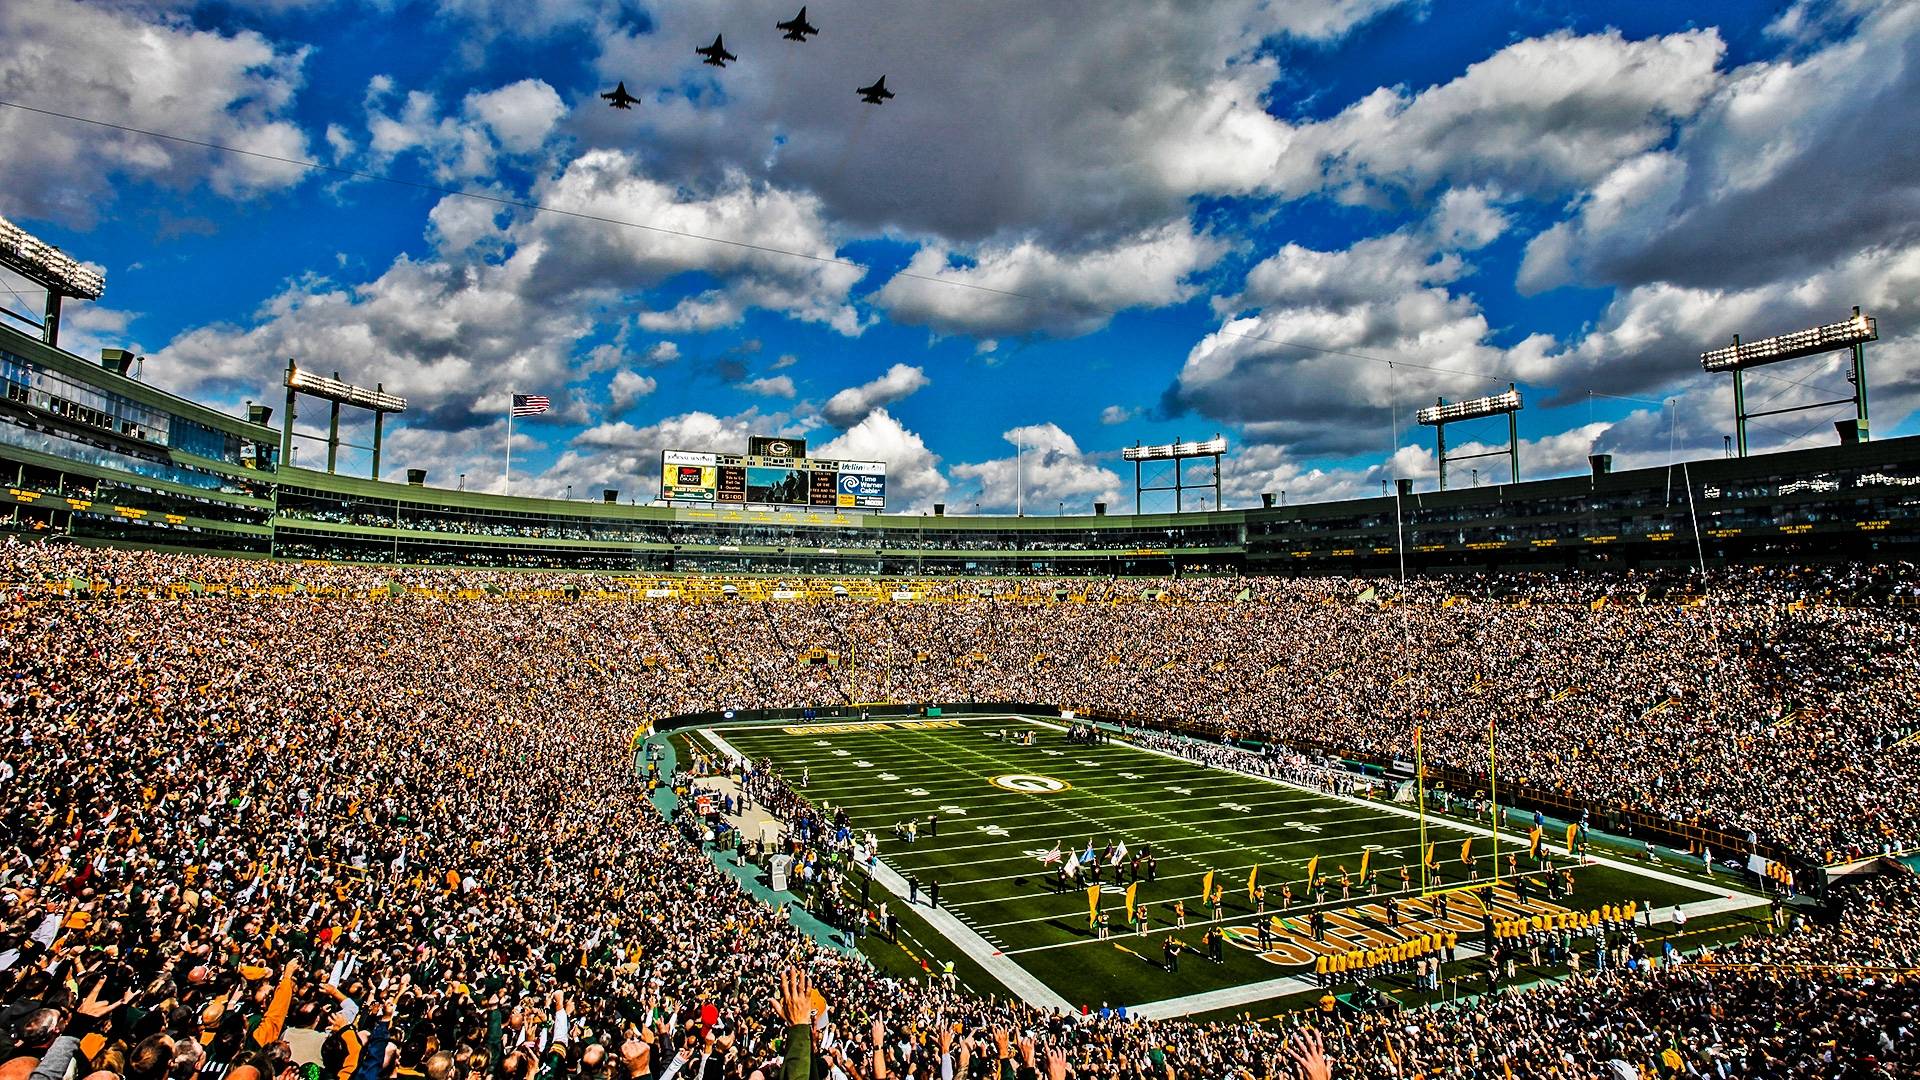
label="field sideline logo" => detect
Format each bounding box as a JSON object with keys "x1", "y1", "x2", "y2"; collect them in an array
[{"x1": 991, "y1": 773, "x2": 1070, "y2": 793}]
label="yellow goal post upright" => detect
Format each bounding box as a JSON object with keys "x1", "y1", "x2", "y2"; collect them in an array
[{"x1": 1415, "y1": 723, "x2": 1429, "y2": 896}]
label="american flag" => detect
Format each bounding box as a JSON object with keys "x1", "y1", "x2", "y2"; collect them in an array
[{"x1": 511, "y1": 394, "x2": 551, "y2": 416}]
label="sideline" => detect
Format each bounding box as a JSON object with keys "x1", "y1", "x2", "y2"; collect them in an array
[
  {"x1": 653, "y1": 732, "x2": 856, "y2": 955},
  {"x1": 701, "y1": 728, "x2": 1067, "y2": 1007}
]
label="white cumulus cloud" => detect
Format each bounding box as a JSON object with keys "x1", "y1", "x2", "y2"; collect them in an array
[
  {"x1": 821, "y1": 364, "x2": 930, "y2": 428},
  {"x1": 0, "y1": 0, "x2": 312, "y2": 223}
]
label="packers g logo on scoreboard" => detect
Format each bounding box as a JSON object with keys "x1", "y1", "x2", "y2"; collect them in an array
[{"x1": 991, "y1": 774, "x2": 1070, "y2": 793}]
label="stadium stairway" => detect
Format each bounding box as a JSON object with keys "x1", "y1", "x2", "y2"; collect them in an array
[{"x1": 642, "y1": 734, "x2": 857, "y2": 955}]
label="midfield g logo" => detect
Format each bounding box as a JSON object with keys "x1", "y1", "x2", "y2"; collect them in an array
[{"x1": 990, "y1": 773, "x2": 1070, "y2": 793}]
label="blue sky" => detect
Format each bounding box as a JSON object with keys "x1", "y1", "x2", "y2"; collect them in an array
[{"x1": 2, "y1": 0, "x2": 1916, "y2": 511}]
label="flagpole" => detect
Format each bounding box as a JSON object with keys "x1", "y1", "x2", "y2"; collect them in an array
[{"x1": 505, "y1": 393, "x2": 514, "y2": 494}]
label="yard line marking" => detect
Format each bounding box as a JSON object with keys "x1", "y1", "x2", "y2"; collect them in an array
[
  {"x1": 879, "y1": 727, "x2": 1282, "y2": 863},
  {"x1": 930, "y1": 835, "x2": 1428, "y2": 895},
  {"x1": 721, "y1": 752, "x2": 1207, "y2": 787},
  {"x1": 884, "y1": 812, "x2": 1434, "y2": 872},
  {"x1": 851, "y1": 723, "x2": 1167, "y2": 852},
  {"x1": 861, "y1": 850, "x2": 1069, "y2": 1011},
  {"x1": 822, "y1": 785, "x2": 1354, "y2": 833},
  {"x1": 809, "y1": 774, "x2": 1319, "y2": 814}
]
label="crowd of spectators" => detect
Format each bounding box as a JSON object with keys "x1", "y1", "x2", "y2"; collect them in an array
[
  {"x1": 1, "y1": 542, "x2": 1916, "y2": 1079},
  {"x1": 6, "y1": 548, "x2": 1915, "y2": 864},
  {"x1": 1285, "y1": 868, "x2": 1919, "y2": 1077}
]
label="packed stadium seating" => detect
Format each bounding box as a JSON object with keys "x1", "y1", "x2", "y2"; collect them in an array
[{"x1": 2, "y1": 541, "x2": 1915, "y2": 1080}]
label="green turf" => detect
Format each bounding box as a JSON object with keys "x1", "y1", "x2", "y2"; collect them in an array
[
  {"x1": 710, "y1": 716, "x2": 1753, "y2": 1013},
  {"x1": 839, "y1": 876, "x2": 1017, "y2": 1000}
]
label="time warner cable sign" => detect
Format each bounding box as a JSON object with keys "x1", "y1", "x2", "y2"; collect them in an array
[{"x1": 662, "y1": 450, "x2": 887, "y2": 510}]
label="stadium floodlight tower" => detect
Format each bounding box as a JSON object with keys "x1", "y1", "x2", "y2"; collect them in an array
[
  {"x1": 280, "y1": 361, "x2": 408, "y2": 479},
  {"x1": 1416, "y1": 385, "x2": 1522, "y2": 491},
  {"x1": 1124, "y1": 436, "x2": 1226, "y2": 513},
  {"x1": 0, "y1": 214, "x2": 105, "y2": 349},
  {"x1": 1701, "y1": 307, "x2": 1878, "y2": 456}
]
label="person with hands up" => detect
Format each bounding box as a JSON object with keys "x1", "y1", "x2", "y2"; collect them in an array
[{"x1": 1284, "y1": 1029, "x2": 1331, "y2": 1080}]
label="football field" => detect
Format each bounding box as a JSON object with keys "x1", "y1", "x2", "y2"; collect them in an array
[{"x1": 707, "y1": 715, "x2": 1760, "y2": 1018}]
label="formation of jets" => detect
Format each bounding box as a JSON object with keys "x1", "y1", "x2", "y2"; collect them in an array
[{"x1": 601, "y1": 8, "x2": 890, "y2": 111}]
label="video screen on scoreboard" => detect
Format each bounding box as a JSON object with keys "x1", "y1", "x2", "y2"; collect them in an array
[
  {"x1": 661, "y1": 449, "x2": 886, "y2": 509},
  {"x1": 747, "y1": 466, "x2": 809, "y2": 505}
]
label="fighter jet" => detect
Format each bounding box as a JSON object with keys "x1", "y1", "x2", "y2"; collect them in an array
[
  {"x1": 776, "y1": 7, "x2": 819, "y2": 41},
  {"x1": 856, "y1": 76, "x2": 894, "y2": 104},
  {"x1": 600, "y1": 82, "x2": 640, "y2": 110},
  {"x1": 696, "y1": 34, "x2": 737, "y2": 67}
]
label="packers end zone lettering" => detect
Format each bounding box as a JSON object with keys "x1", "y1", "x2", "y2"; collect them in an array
[
  {"x1": 990, "y1": 774, "x2": 1070, "y2": 793},
  {"x1": 780, "y1": 721, "x2": 895, "y2": 735},
  {"x1": 777, "y1": 718, "x2": 963, "y2": 735},
  {"x1": 1221, "y1": 883, "x2": 1578, "y2": 968}
]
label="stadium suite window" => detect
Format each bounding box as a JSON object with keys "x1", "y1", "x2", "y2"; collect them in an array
[
  {"x1": 165, "y1": 417, "x2": 244, "y2": 464},
  {"x1": 0, "y1": 418, "x2": 258, "y2": 496},
  {"x1": 3, "y1": 351, "x2": 175, "y2": 446}
]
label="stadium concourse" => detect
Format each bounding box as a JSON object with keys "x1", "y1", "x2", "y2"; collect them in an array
[{"x1": 0, "y1": 541, "x2": 1916, "y2": 1080}]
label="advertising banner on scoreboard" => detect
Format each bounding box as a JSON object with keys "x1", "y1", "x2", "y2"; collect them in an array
[
  {"x1": 661, "y1": 450, "x2": 886, "y2": 509},
  {"x1": 661, "y1": 450, "x2": 719, "y2": 501},
  {"x1": 835, "y1": 470, "x2": 887, "y2": 509}
]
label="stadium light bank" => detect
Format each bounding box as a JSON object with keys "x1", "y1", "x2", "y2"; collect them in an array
[
  {"x1": 1700, "y1": 308, "x2": 1877, "y2": 456},
  {"x1": 283, "y1": 361, "x2": 408, "y2": 479},
  {"x1": 1123, "y1": 437, "x2": 1227, "y2": 514},
  {"x1": 1416, "y1": 386, "x2": 1521, "y2": 491},
  {"x1": 0, "y1": 214, "x2": 104, "y2": 349}
]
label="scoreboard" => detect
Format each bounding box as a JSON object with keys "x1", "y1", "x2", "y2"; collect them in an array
[{"x1": 662, "y1": 450, "x2": 887, "y2": 509}]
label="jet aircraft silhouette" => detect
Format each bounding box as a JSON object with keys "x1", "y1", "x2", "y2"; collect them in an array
[
  {"x1": 696, "y1": 34, "x2": 737, "y2": 67},
  {"x1": 777, "y1": 7, "x2": 819, "y2": 41},
  {"x1": 599, "y1": 82, "x2": 639, "y2": 109}
]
